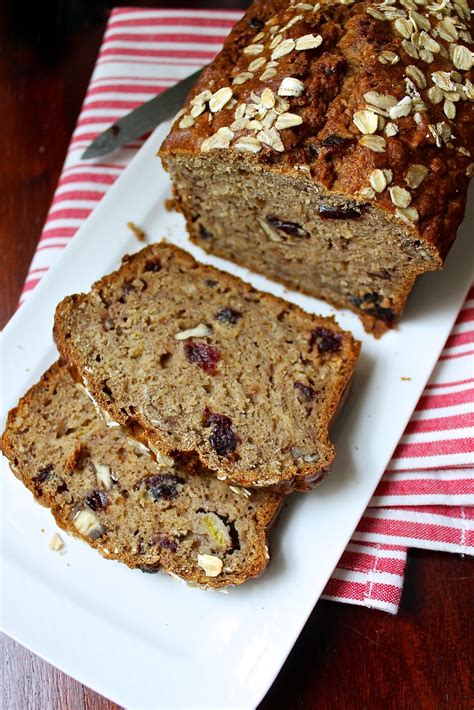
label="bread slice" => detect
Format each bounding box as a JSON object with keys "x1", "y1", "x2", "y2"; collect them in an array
[
  {"x1": 1, "y1": 362, "x2": 282, "y2": 588},
  {"x1": 159, "y1": 0, "x2": 473, "y2": 337},
  {"x1": 54, "y1": 243, "x2": 360, "y2": 492}
]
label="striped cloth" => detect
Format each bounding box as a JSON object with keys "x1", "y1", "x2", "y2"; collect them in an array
[{"x1": 20, "y1": 8, "x2": 474, "y2": 615}]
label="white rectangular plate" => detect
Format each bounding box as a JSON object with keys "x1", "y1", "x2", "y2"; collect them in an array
[{"x1": 1, "y1": 123, "x2": 472, "y2": 710}]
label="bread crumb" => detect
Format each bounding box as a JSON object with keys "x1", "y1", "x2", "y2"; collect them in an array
[
  {"x1": 164, "y1": 197, "x2": 176, "y2": 212},
  {"x1": 49, "y1": 533, "x2": 64, "y2": 551},
  {"x1": 401, "y1": 376, "x2": 412, "y2": 381},
  {"x1": 127, "y1": 221, "x2": 146, "y2": 242}
]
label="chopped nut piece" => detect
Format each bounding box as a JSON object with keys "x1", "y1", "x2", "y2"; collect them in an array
[
  {"x1": 49, "y1": 533, "x2": 64, "y2": 551},
  {"x1": 93, "y1": 462, "x2": 113, "y2": 490},
  {"x1": 209, "y1": 87, "x2": 233, "y2": 113},
  {"x1": 175, "y1": 323, "x2": 212, "y2": 340},
  {"x1": 405, "y1": 164, "x2": 428, "y2": 188},
  {"x1": 73, "y1": 509, "x2": 104, "y2": 538},
  {"x1": 359, "y1": 135, "x2": 386, "y2": 152},
  {"x1": 353, "y1": 109, "x2": 378, "y2": 134},
  {"x1": 197, "y1": 553, "x2": 223, "y2": 577},
  {"x1": 389, "y1": 186, "x2": 412, "y2": 208},
  {"x1": 278, "y1": 77, "x2": 304, "y2": 97}
]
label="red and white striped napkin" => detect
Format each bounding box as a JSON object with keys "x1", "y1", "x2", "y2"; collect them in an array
[{"x1": 21, "y1": 8, "x2": 474, "y2": 614}]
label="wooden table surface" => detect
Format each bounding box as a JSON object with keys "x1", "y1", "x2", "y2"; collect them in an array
[{"x1": 0, "y1": 1, "x2": 472, "y2": 708}]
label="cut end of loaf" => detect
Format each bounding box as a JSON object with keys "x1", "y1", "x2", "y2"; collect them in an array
[
  {"x1": 163, "y1": 154, "x2": 442, "y2": 337},
  {"x1": 1, "y1": 362, "x2": 283, "y2": 588}
]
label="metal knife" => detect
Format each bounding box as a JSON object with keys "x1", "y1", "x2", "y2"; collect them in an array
[{"x1": 81, "y1": 68, "x2": 203, "y2": 160}]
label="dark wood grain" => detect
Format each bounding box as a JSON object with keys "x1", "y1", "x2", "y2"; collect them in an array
[{"x1": 0, "y1": 2, "x2": 472, "y2": 709}]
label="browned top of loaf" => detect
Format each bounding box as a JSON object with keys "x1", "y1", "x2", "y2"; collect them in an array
[
  {"x1": 1, "y1": 362, "x2": 282, "y2": 588},
  {"x1": 54, "y1": 243, "x2": 360, "y2": 491},
  {"x1": 159, "y1": 0, "x2": 473, "y2": 261}
]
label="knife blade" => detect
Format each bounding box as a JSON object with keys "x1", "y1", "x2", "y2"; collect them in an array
[{"x1": 81, "y1": 68, "x2": 203, "y2": 160}]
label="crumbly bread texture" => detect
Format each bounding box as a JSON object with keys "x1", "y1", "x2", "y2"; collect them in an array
[
  {"x1": 1, "y1": 362, "x2": 282, "y2": 588},
  {"x1": 159, "y1": 0, "x2": 473, "y2": 336},
  {"x1": 54, "y1": 243, "x2": 360, "y2": 492}
]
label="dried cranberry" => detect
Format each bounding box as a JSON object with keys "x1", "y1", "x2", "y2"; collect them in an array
[
  {"x1": 294, "y1": 381, "x2": 316, "y2": 401},
  {"x1": 310, "y1": 327, "x2": 343, "y2": 354},
  {"x1": 84, "y1": 489, "x2": 107, "y2": 511},
  {"x1": 155, "y1": 535, "x2": 178, "y2": 552},
  {"x1": 141, "y1": 474, "x2": 185, "y2": 501},
  {"x1": 144, "y1": 259, "x2": 161, "y2": 272},
  {"x1": 266, "y1": 215, "x2": 308, "y2": 238},
  {"x1": 215, "y1": 308, "x2": 242, "y2": 325},
  {"x1": 204, "y1": 410, "x2": 238, "y2": 456},
  {"x1": 321, "y1": 135, "x2": 350, "y2": 148},
  {"x1": 184, "y1": 341, "x2": 221, "y2": 375},
  {"x1": 318, "y1": 203, "x2": 367, "y2": 220},
  {"x1": 34, "y1": 464, "x2": 53, "y2": 484}
]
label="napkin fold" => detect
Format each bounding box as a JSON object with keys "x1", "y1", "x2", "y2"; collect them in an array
[{"x1": 20, "y1": 7, "x2": 474, "y2": 614}]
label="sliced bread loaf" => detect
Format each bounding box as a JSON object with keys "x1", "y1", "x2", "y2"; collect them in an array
[
  {"x1": 159, "y1": 0, "x2": 473, "y2": 336},
  {"x1": 54, "y1": 243, "x2": 360, "y2": 491},
  {"x1": 1, "y1": 362, "x2": 282, "y2": 588}
]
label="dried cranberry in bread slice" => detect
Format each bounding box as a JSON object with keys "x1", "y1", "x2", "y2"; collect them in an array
[
  {"x1": 1, "y1": 362, "x2": 282, "y2": 588},
  {"x1": 54, "y1": 243, "x2": 360, "y2": 492},
  {"x1": 159, "y1": 0, "x2": 473, "y2": 337}
]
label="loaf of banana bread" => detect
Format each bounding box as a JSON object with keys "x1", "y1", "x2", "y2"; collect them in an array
[
  {"x1": 159, "y1": 0, "x2": 473, "y2": 336},
  {"x1": 1, "y1": 362, "x2": 283, "y2": 588},
  {"x1": 53, "y1": 243, "x2": 360, "y2": 492}
]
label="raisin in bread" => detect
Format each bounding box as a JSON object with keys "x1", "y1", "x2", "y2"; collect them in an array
[
  {"x1": 54, "y1": 243, "x2": 360, "y2": 492},
  {"x1": 159, "y1": 0, "x2": 473, "y2": 337},
  {"x1": 1, "y1": 362, "x2": 282, "y2": 588}
]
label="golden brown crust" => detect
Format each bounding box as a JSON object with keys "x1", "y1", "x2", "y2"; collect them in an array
[
  {"x1": 160, "y1": 0, "x2": 473, "y2": 264},
  {"x1": 53, "y1": 243, "x2": 360, "y2": 491},
  {"x1": 1, "y1": 362, "x2": 283, "y2": 588}
]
